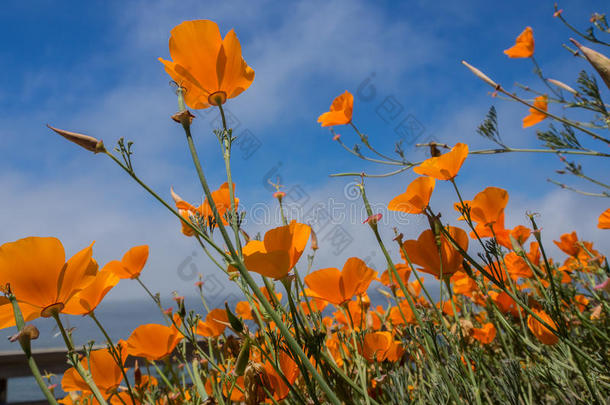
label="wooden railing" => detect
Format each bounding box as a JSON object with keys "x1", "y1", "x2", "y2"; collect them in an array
[
  {"x1": 0, "y1": 347, "x2": 72, "y2": 405},
  {"x1": 0, "y1": 342, "x2": 200, "y2": 405}
]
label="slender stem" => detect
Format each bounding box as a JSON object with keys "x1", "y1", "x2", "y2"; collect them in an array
[
  {"x1": 8, "y1": 296, "x2": 58, "y2": 405},
  {"x1": 89, "y1": 312, "x2": 137, "y2": 405},
  {"x1": 51, "y1": 312, "x2": 109, "y2": 405}
]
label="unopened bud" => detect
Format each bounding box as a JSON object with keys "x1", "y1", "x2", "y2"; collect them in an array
[
  {"x1": 570, "y1": 38, "x2": 610, "y2": 90},
  {"x1": 310, "y1": 226, "x2": 319, "y2": 250},
  {"x1": 47, "y1": 125, "x2": 105, "y2": 153},
  {"x1": 244, "y1": 362, "x2": 269, "y2": 405},
  {"x1": 9, "y1": 324, "x2": 40, "y2": 345},
  {"x1": 547, "y1": 78, "x2": 578, "y2": 95},
  {"x1": 462, "y1": 61, "x2": 499, "y2": 89},
  {"x1": 171, "y1": 110, "x2": 195, "y2": 126}
]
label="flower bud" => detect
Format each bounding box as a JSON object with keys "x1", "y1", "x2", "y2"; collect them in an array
[
  {"x1": 47, "y1": 125, "x2": 105, "y2": 153},
  {"x1": 462, "y1": 61, "x2": 499, "y2": 89},
  {"x1": 570, "y1": 38, "x2": 610, "y2": 90}
]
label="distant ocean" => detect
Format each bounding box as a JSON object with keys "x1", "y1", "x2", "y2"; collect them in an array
[{"x1": 2, "y1": 286, "x2": 440, "y2": 402}]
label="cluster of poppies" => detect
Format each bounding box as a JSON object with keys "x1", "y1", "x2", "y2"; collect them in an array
[{"x1": 3, "y1": 17, "x2": 609, "y2": 405}]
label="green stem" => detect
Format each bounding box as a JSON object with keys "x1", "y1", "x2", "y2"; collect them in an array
[
  {"x1": 89, "y1": 312, "x2": 137, "y2": 405},
  {"x1": 51, "y1": 312, "x2": 108, "y2": 405},
  {"x1": 8, "y1": 296, "x2": 58, "y2": 405}
]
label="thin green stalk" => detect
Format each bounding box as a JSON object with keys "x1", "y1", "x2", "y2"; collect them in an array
[
  {"x1": 89, "y1": 312, "x2": 137, "y2": 405},
  {"x1": 8, "y1": 295, "x2": 58, "y2": 405},
  {"x1": 51, "y1": 312, "x2": 108, "y2": 405}
]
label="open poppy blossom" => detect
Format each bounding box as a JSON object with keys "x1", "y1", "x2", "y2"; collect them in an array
[
  {"x1": 62, "y1": 265, "x2": 120, "y2": 316},
  {"x1": 401, "y1": 227, "x2": 469, "y2": 279},
  {"x1": 388, "y1": 176, "x2": 435, "y2": 214},
  {"x1": 0, "y1": 237, "x2": 98, "y2": 328},
  {"x1": 467, "y1": 187, "x2": 509, "y2": 226},
  {"x1": 159, "y1": 20, "x2": 254, "y2": 109},
  {"x1": 171, "y1": 182, "x2": 238, "y2": 236},
  {"x1": 360, "y1": 331, "x2": 404, "y2": 362},
  {"x1": 472, "y1": 323, "x2": 497, "y2": 344},
  {"x1": 126, "y1": 322, "x2": 183, "y2": 361},
  {"x1": 504, "y1": 26, "x2": 535, "y2": 58},
  {"x1": 554, "y1": 232, "x2": 580, "y2": 256},
  {"x1": 107, "y1": 245, "x2": 149, "y2": 280},
  {"x1": 317, "y1": 91, "x2": 354, "y2": 127},
  {"x1": 243, "y1": 220, "x2": 310, "y2": 279},
  {"x1": 62, "y1": 349, "x2": 124, "y2": 396},
  {"x1": 522, "y1": 95, "x2": 548, "y2": 128},
  {"x1": 598, "y1": 208, "x2": 610, "y2": 229},
  {"x1": 195, "y1": 308, "x2": 229, "y2": 337},
  {"x1": 527, "y1": 309, "x2": 559, "y2": 345},
  {"x1": 378, "y1": 264, "x2": 411, "y2": 289},
  {"x1": 413, "y1": 143, "x2": 469, "y2": 181},
  {"x1": 304, "y1": 257, "x2": 377, "y2": 306},
  {"x1": 264, "y1": 349, "x2": 300, "y2": 401}
]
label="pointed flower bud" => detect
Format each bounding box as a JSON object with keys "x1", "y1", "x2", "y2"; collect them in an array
[
  {"x1": 47, "y1": 125, "x2": 105, "y2": 153},
  {"x1": 462, "y1": 61, "x2": 498, "y2": 89},
  {"x1": 570, "y1": 38, "x2": 610, "y2": 90}
]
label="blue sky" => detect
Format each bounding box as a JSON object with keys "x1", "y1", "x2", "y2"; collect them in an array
[{"x1": 0, "y1": 0, "x2": 608, "y2": 303}]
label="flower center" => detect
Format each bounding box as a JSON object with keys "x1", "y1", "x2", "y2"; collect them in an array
[
  {"x1": 41, "y1": 302, "x2": 64, "y2": 318},
  {"x1": 208, "y1": 91, "x2": 227, "y2": 106}
]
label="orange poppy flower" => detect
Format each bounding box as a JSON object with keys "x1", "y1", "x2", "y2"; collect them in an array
[
  {"x1": 504, "y1": 26, "x2": 534, "y2": 58},
  {"x1": 413, "y1": 143, "x2": 469, "y2": 181},
  {"x1": 235, "y1": 301, "x2": 254, "y2": 320},
  {"x1": 387, "y1": 301, "x2": 416, "y2": 326},
  {"x1": 554, "y1": 232, "x2": 579, "y2": 256},
  {"x1": 401, "y1": 227, "x2": 469, "y2": 279},
  {"x1": 360, "y1": 331, "x2": 403, "y2": 362},
  {"x1": 451, "y1": 271, "x2": 478, "y2": 297},
  {"x1": 195, "y1": 308, "x2": 229, "y2": 337},
  {"x1": 126, "y1": 323, "x2": 183, "y2": 361},
  {"x1": 159, "y1": 20, "x2": 254, "y2": 109},
  {"x1": 488, "y1": 291, "x2": 520, "y2": 318},
  {"x1": 172, "y1": 183, "x2": 238, "y2": 236},
  {"x1": 472, "y1": 323, "x2": 497, "y2": 344},
  {"x1": 62, "y1": 349, "x2": 123, "y2": 395},
  {"x1": 468, "y1": 187, "x2": 509, "y2": 226},
  {"x1": 522, "y1": 95, "x2": 548, "y2": 128},
  {"x1": 317, "y1": 91, "x2": 353, "y2": 127},
  {"x1": 597, "y1": 208, "x2": 610, "y2": 229},
  {"x1": 510, "y1": 225, "x2": 531, "y2": 246},
  {"x1": 205, "y1": 371, "x2": 245, "y2": 402},
  {"x1": 300, "y1": 296, "x2": 329, "y2": 315},
  {"x1": 108, "y1": 245, "x2": 149, "y2": 280},
  {"x1": 378, "y1": 264, "x2": 411, "y2": 289},
  {"x1": 62, "y1": 266, "x2": 120, "y2": 315},
  {"x1": 304, "y1": 257, "x2": 377, "y2": 305},
  {"x1": 334, "y1": 300, "x2": 381, "y2": 331},
  {"x1": 388, "y1": 176, "x2": 435, "y2": 214},
  {"x1": 0, "y1": 237, "x2": 98, "y2": 328},
  {"x1": 264, "y1": 350, "x2": 300, "y2": 401},
  {"x1": 243, "y1": 220, "x2": 310, "y2": 279},
  {"x1": 527, "y1": 309, "x2": 559, "y2": 345}
]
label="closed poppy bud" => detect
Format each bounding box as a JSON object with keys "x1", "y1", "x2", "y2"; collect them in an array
[
  {"x1": 244, "y1": 362, "x2": 269, "y2": 405},
  {"x1": 462, "y1": 61, "x2": 498, "y2": 88},
  {"x1": 225, "y1": 302, "x2": 244, "y2": 334},
  {"x1": 47, "y1": 125, "x2": 105, "y2": 153},
  {"x1": 310, "y1": 226, "x2": 319, "y2": 251},
  {"x1": 234, "y1": 339, "x2": 251, "y2": 376},
  {"x1": 570, "y1": 38, "x2": 610, "y2": 90}
]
